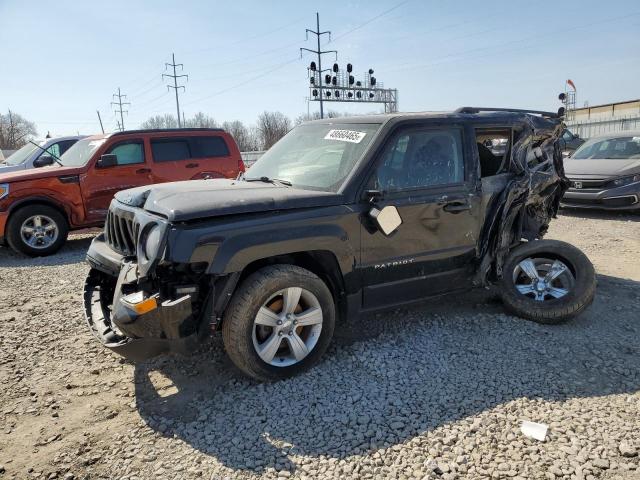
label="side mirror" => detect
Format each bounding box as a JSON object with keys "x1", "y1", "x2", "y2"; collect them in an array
[
  {"x1": 369, "y1": 205, "x2": 402, "y2": 236},
  {"x1": 574, "y1": 133, "x2": 580, "y2": 139},
  {"x1": 96, "y1": 154, "x2": 117, "y2": 168},
  {"x1": 34, "y1": 155, "x2": 55, "y2": 168}
]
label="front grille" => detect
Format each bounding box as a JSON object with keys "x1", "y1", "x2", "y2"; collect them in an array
[
  {"x1": 567, "y1": 177, "x2": 609, "y2": 189},
  {"x1": 563, "y1": 195, "x2": 638, "y2": 208},
  {"x1": 104, "y1": 208, "x2": 139, "y2": 256}
]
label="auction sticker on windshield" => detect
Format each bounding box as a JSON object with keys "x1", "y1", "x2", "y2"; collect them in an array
[{"x1": 324, "y1": 129, "x2": 367, "y2": 143}]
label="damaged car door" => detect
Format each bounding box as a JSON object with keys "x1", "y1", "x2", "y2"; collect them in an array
[{"x1": 359, "y1": 123, "x2": 482, "y2": 309}]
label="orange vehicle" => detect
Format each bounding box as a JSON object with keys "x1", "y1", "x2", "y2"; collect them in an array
[{"x1": 0, "y1": 128, "x2": 244, "y2": 256}]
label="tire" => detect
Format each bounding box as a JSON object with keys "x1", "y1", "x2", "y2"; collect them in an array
[
  {"x1": 6, "y1": 204, "x2": 69, "y2": 256},
  {"x1": 222, "y1": 264, "x2": 335, "y2": 382},
  {"x1": 499, "y1": 239, "x2": 596, "y2": 324}
]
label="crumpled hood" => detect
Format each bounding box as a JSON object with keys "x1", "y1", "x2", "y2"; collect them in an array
[
  {"x1": 0, "y1": 164, "x2": 82, "y2": 183},
  {"x1": 115, "y1": 179, "x2": 343, "y2": 222},
  {"x1": 564, "y1": 158, "x2": 640, "y2": 177}
]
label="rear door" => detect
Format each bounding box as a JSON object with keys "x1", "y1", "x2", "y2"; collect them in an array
[
  {"x1": 359, "y1": 122, "x2": 482, "y2": 310},
  {"x1": 190, "y1": 135, "x2": 236, "y2": 179},
  {"x1": 149, "y1": 137, "x2": 194, "y2": 183},
  {"x1": 81, "y1": 139, "x2": 152, "y2": 222},
  {"x1": 149, "y1": 135, "x2": 237, "y2": 182}
]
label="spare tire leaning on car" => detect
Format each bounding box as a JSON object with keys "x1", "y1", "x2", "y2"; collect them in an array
[
  {"x1": 6, "y1": 204, "x2": 69, "y2": 257},
  {"x1": 499, "y1": 239, "x2": 596, "y2": 324}
]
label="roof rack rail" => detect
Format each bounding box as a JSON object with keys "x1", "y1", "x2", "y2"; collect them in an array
[
  {"x1": 454, "y1": 107, "x2": 562, "y2": 118},
  {"x1": 111, "y1": 127, "x2": 224, "y2": 136}
]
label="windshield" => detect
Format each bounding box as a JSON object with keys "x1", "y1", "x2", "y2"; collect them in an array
[
  {"x1": 3, "y1": 142, "x2": 41, "y2": 166},
  {"x1": 247, "y1": 123, "x2": 381, "y2": 192},
  {"x1": 572, "y1": 135, "x2": 640, "y2": 160},
  {"x1": 60, "y1": 137, "x2": 107, "y2": 167}
]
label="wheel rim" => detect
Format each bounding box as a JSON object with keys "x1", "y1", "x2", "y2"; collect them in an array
[
  {"x1": 512, "y1": 257, "x2": 575, "y2": 302},
  {"x1": 20, "y1": 215, "x2": 59, "y2": 249},
  {"x1": 252, "y1": 287, "x2": 323, "y2": 367}
]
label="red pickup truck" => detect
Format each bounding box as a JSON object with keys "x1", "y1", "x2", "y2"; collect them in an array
[{"x1": 0, "y1": 128, "x2": 244, "y2": 256}]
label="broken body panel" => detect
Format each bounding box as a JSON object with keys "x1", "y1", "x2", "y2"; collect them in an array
[{"x1": 83, "y1": 109, "x2": 567, "y2": 361}]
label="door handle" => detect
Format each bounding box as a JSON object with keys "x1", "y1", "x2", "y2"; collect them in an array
[
  {"x1": 136, "y1": 168, "x2": 151, "y2": 174},
  {"x1": 443, "y1": 200, "x2": 471, "y2": 213},
  {"x1": 186, "y1": 163, "x2": 199, "y2": 169}
]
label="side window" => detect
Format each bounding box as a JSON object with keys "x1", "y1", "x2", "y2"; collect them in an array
[
  {"x1": 151, "y1": 139, "x2": 191, "y2": 162},
  {"x1": 42, "y1": 143, "x2": 61, "y2": 159},
  {"x1": 191, "y1": 136, "x2": 230, "y2": 158},
  {"x1": 475, "y1": 128, "x2": 512, "y2": 177},
  {"x1": 106, "y1": 141, "x2": 145, "y2": 165},
  {"x1": 57, "y1": 140, "x2": 77, "y2": 156},
  {"x1": 373, "y1": 128, "x2": 464, "y2": 192}
]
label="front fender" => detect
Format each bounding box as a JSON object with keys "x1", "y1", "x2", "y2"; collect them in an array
[{"x1": 209, "y1": 223, "x2": 355, "y2": 276}]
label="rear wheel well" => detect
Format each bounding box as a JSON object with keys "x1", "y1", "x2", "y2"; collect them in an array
[{"x1": 235, "y1": 251, "x2": 347, "y2": 322}]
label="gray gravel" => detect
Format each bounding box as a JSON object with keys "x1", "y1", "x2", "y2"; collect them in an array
[{"x1": 0, "y1": 213, "x2": 639, "y2": 480}]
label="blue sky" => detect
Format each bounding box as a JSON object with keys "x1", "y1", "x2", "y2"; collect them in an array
[{"x1": 1, "y1": 0, "x2": 639, "y2": 137}]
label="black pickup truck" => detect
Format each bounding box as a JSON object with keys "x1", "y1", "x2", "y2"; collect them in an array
[{"x1": 84, "y1": 108, "x2": 596, "y2": 381}]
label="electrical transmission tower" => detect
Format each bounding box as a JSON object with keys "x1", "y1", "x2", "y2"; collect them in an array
[
  {"x1": 300, "y1": 13, "x2": 337, "y2": 119},
  {"x1": 111, "y1": 87, "x2": 130, "y2": 131},
  {"x1": 163, "y1": 53, "x2": 188, "y2": 128}
]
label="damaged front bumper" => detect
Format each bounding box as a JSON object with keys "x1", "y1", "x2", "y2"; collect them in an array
[{"x1": 84, "y1": 236, "x2": 202, "y2": 362}]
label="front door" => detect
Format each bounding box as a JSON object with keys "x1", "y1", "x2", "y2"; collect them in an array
[
  {"x1": 359, "y1": 124, "x2": 482, "y2": 310},
  {"x1": 81, "y1": 139, "x2": 152, "y2": 223}
]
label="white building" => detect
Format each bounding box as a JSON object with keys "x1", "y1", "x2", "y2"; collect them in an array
[{"x1": 567, "y1": 99, "x2": 640, "y2": 138}]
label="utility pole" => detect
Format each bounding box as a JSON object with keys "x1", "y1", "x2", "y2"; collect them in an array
[
  {"x1": 111, "y1": 88, "x2": 130, "y2": 131},
  {"x1": 301, "y1": 13, "x2": 336, "y2": 119},
  {"x1": 96, "y1": 110, "x2": 105, "y2": 134},
  {"x1": 163, "y1": 53, "x2": 188, "y2": 128}
]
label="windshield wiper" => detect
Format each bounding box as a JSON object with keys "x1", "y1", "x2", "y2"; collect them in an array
[
  {"x1": 244, "y1": 176, "x2": 292, "y2": 187},
  {"x1": 28, "y1": 140, "x2": 63, "y2": 166}
]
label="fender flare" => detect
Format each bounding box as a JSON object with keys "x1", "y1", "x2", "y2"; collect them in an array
[
  {"x1": 7, "y1": 195, "x2": 72, "y2": 226},
  {"x1": 207, "y1": 223, "x2": 356, "y2": 277}
]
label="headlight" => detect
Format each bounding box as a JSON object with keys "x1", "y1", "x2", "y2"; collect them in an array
[
  {"x1": 609, "y1": 174, "x2": 640, "y2": 188},
  {"x1": 142, "y1": 224, "x2": 162, "y2": 261},
  {"x1": 0, "y1": 183, "x2": 8, "y2": 200}
]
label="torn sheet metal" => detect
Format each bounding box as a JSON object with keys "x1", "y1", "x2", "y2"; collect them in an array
[{"x1": 476, "y1": 115, "x2": 569, "y2": 284}]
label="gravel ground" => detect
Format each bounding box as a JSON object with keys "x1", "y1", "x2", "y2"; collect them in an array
[{"x1": 0, "y1": 211, "x2": 639, "y2": 480}]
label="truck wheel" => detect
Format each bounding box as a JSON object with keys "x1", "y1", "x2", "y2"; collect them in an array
[
  {"x1": 6, "y1": 205, "x2": 69, "y2": 257},
  {"x1": 499, "y1": 240, "x2": 596, "y2": 324},
  {"x1": 222, "y1": 265, "x2": 335, "y2": 382}
]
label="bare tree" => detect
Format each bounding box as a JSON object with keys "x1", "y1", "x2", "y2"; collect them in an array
[
  {"x1": 184, "y1": 112, "x2": 218, "y2": 128},
  {"x1": 0, "y1": 110, "x2": 38, "y2": 149},
  {"x1": 140, "y1": 114, "x2": 178, "y2": 129},
  {"x1": 256, "y1": 111, "x2": 292, "y2": 150},
  {"x1": 246, "y1": 125, "x2": 262, "y2": 151},
  {"x1": 141, "y1": 112, "x2": 218, "y2": 129},
  {"x1": 222, "y1": 120, "x2": 253, "y2": 151},
  {"x1": 294, "y1": 110, "x2": 343, "y2": 125}
]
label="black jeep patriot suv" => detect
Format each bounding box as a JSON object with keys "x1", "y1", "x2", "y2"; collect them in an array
[{"x1": 84, "y1": 108, "x2": 596, "y2": 381}]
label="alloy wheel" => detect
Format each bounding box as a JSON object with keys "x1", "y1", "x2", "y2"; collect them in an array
[
  {"x1": 252, "y1": 287, "x2": 323, "y2": 367},
  {"x1": 20, "y1": 215, "x2": 59, "y2": 249},
  {"x1": 512, "y1": 257, "x2": 575, "y2": 302}
]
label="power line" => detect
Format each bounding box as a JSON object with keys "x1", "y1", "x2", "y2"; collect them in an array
[
  {"x1": 301, "y1": 13, "x2": 337, "y2": 119},
  {"x1": 181, "y1": 16, "x2": 307, "y2": 56},
  {"x1": 111, "y1": 87, "x2": 130, "y2": 131},
  {"x1": 182, "y1": 57, "x2": 299, "y2": 107},
  {"x1": 330, "y1": 0, "x2": 412, "y2": 43},
  {"x1": 163, "y1": 53, "x2": 188, "y2": 128}
]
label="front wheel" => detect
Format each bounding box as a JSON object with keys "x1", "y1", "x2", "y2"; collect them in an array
[
  {"x1": 499, "y1": 240, "x2": 596, "y2": 324},
  {"x1": 6, "y1": 205, "x2": 69, "y2": 256},
  {"x1": 222, "y1": 265, "x2": 335, "y2": 382}
]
